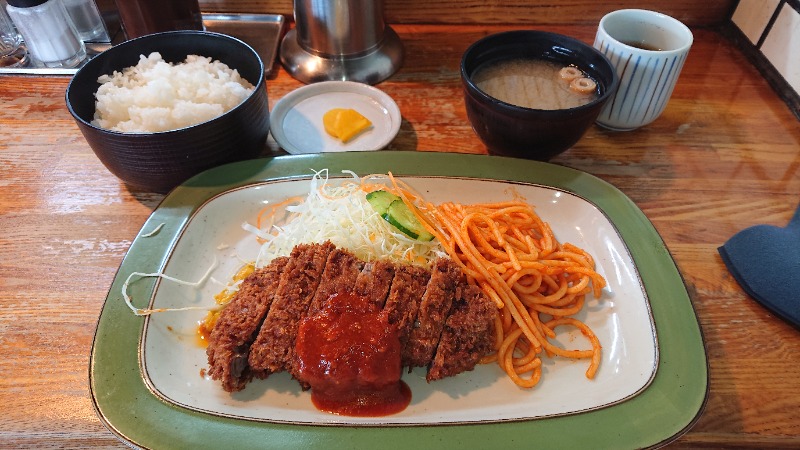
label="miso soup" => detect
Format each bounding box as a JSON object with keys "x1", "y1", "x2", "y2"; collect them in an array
[{"x1": 472, "y1": 59, "x2": 598, "y2": 110}]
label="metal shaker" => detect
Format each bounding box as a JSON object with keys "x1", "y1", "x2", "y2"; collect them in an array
[{"x1": 280, "y1": 0, "x2": 403, "y2": 84}]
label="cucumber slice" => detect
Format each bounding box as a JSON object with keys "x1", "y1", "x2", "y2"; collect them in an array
[
  {"x1": 366, "y1": 190, "x2": 400, "y2": 215},
  {"x1": 384, "y1": 199, "x2": 435, "y2": 241}
]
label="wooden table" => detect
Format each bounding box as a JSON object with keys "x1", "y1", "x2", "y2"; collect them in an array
[{"x1": 1, "y1": 24, "x2": 798, "y2": 448}]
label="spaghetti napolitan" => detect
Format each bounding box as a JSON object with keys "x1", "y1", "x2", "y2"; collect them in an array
[{"x1": 384, "y1": 174, "x2": 607, "y2": 388}]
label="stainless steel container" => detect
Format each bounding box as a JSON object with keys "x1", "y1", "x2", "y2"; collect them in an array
[{"x1": 280, "y1": 0, "x2": 403, "y2": 84}]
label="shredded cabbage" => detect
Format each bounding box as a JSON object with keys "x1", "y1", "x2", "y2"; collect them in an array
[{"x1": 250, "y1": 169, "x2": 447, "y2": 268}]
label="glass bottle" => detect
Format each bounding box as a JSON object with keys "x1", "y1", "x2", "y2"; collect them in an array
[
  {"x1": 6, "y1": 0, "x2": 86, "y2": 68},
  {"x1": 61, "y1": 0, "x2": 107, "y2": 42},
  {"x1": 0, "y1": 2, "x2": 28, "y2": 67}
]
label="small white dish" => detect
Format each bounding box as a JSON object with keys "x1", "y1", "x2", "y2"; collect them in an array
[{"x1": 270, "y1": 81, "x2": 402, "y2": 154}]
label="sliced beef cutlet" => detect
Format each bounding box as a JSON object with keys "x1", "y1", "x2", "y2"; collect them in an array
[
  {"x1": 382, "y1": 263, "x2": 431, "y2": 367},
  {"x1": 427, "y1": 282, "x2": 497, "y2": 381},
  {"x1": 306, "y1": 248, "x2": 365, "y2": 315},
  {"x1": 353, "y1": 259, "x2": 396, "y2": 308},
  {"x1": 289, "y1": 247, "x2": 365, "y2": 384},
  {"x1": 248, "y1": 241, "x2": 334, "y2": 378},
  {"x1": 206, "y1": 240, "x2": 498, "y2": 393},
  {"x1": 404, "y1": 258, "x2": 464, "y2": 368},
  {"x1": 206, "y1": 256, "x2": 289, "y2": 392}
]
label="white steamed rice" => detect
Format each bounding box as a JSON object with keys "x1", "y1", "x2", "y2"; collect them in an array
[{"x1": 92, "y1": 52, "x2": 255, "y2": 133}]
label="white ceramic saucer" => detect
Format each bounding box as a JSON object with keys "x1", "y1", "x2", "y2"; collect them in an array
[{"x1": 269, "y1": 81, "x2": 402, "y2": 154}]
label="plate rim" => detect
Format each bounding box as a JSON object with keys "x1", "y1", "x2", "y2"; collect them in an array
[
  {"x1": 90, "y1": 151, "x2": 708, "y2": 449},
  {"x1": 269, "y1": 80, "x2": 402, "y2": 154}
]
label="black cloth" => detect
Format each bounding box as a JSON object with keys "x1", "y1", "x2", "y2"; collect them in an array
[{"x1": 718, "y1": 202, "x2": 800, "y2": 329}]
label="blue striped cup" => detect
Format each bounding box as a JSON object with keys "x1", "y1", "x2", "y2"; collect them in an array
[{"x1": 593, "y1": 9, "x2": 693, "y2": 131}]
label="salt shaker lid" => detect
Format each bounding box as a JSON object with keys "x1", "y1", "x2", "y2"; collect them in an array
[{"x1": 6, "y1": 0, "x2": 50, "y2": 7}]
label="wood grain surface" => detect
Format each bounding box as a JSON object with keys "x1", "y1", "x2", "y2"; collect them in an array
[
  {"x1": 200, "y1": 0, "x2": 736, "y2": 27},
  {"x1": 0, "y1": 23, "x2": 799, "y2": 448}
]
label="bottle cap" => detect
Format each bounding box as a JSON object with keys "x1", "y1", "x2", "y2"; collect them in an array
[{"x1": 7, "y1": 0, "x2": 50, "y2": 7}]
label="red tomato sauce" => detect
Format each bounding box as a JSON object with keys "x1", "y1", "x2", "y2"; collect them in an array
[{"x1": 294, "y1": 291, "x2": 411, "y2": 416}]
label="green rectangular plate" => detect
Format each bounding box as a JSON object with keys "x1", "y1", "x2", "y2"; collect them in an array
[{"x1": 90, "y1": 151, "x2": 708, "y2": 449}]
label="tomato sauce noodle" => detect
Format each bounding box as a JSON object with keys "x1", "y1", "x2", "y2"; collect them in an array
[{"x1": 294, "y1": 291, "x2": 411, "y2": 416}]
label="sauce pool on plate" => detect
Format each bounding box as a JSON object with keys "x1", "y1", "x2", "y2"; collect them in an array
[{"x1": 294, "y1": 291, "x2": 411, "y2": 416}]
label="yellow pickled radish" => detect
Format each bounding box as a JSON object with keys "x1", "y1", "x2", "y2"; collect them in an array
[
  {"x1": 322, "y1": 108, "x2": 343, "y2": 137},
  {"x1": 323, "y1": 108, "x2": 373, "y2": 142}
]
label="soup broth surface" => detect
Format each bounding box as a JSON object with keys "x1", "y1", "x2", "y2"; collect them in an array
[{"x1": 473, "y1": 59, "x2": 598, "y2": 110}]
